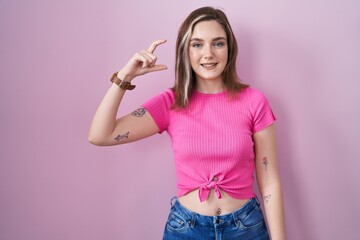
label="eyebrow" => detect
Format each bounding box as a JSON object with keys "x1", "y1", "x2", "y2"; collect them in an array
[{"x1": 190, "y1": 37, "x2": 227, "y2": 42}]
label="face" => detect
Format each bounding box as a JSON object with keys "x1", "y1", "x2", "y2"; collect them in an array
[{"x1": 189, "y1": 20, "x2": 228, "y2": 83}]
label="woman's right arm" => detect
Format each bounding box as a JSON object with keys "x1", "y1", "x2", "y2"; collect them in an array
[{"x1": 88, "y1": 40, "x2": 168, "y2": 146}]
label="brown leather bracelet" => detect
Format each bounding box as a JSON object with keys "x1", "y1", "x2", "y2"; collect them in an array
[{"x1": 110, "y1": 72, "x2": 136, "y2": 90}]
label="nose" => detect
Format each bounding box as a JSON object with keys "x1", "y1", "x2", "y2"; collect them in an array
[{"x1": 203, "y1": 44, "x2": 214, "y2": 59}]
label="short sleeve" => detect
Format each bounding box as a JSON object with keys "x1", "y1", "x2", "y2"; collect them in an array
[
  {"x1": 247, "y1": 88, "x2": 277, "y2": 133},
  {"x1": 141, "y1": 89, "x2": 174, "y2": 133}
]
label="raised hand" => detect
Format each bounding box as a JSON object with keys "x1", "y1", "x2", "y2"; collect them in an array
[{"x1": 118, "y1": 40, "x2": 168, "y2": 81}]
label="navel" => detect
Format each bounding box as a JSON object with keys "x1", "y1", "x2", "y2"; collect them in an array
[{"x1": 216, "y1": 208, "x2": 221, "y2": 215}]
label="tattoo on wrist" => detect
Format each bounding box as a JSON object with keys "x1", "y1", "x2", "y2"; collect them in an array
[
  {"x1": 131, "y1": 107, "x2": 146, "y2": 117},
  {"x1": 264, "y1": 194, "x2": 271, "y2": 204},
  {"x1": 114, "y1": 131, "x2": 129, "y2": 141},
  {"x1": 262, "y1": 157, "x2": 269, "y2": 172}
]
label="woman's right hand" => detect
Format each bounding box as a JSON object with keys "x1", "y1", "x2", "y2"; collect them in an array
[
  {"x1": 117, "y1": 39, "x2": 168, "y2": 81},
  {"x1": 88, "y1": 40, "x2": 167, "y2": 146}
]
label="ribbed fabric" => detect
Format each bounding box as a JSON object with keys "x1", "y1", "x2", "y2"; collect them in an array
[{"x1": 142, "y1": 87, "x2": 276, "y2": 202}]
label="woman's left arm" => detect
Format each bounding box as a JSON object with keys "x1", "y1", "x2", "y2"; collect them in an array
[{"x1": 253, "y1": 124, "x2": 286, "y2": 240}]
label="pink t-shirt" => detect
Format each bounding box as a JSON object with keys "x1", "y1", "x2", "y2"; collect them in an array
[{"x1": 142, "y1": 87, "x2": 276, "y2": 202}]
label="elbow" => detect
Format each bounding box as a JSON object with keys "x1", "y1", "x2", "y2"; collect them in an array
[
  {"x1": 88, "y1": 127, "x2": 106, "y2": 146},
  {"x1": 88, "y1": 135, "x2": 99, "y2": 146},
  {"x1": 88, "y1": 134, "x2": 106, "y2": 146}
]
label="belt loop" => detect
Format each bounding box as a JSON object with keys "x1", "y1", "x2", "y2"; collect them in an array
[
  {"x1": 232, "y1": 212, "x2": 240, "y2": 227},
  {"x1": 170, "y1": 196, "x2": 177, "y2": 207},
  {"x1": 190, "y1": 212, "x2": 196, "y2": 228}
]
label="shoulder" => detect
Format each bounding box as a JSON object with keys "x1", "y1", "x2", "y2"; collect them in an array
[
  {"x1": 156, "y1": 88, "x2": 175, "y2": 107},
  {"x1": 152, "y1": 88, "x2": 174, "y2": 100},
  {"x1": 142, "y1": 88, "x2": 175, "y2": 109},
  {"x1": 240, "y1": 87, "x2": 273, "y2": 113},
  {"x1": 240, "y1": 87, "x2": 267, "y2": 100},
  {"x1": 162, "y1": 88, "x2": 175, "y2": 101}
]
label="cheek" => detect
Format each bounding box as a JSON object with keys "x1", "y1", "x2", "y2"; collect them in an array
[
  {"x1": 221, "y1": 51, "x2": 229, "y2": 66},
  {"x1": 189, "y1": 49, "x2": 195, "y2": 57},
  {"x1": 189, "y1": 51, "x2": 198, "y2": 66},
  {"x1": 222, "y1": 49, "x2": 229, "y2": 61}
]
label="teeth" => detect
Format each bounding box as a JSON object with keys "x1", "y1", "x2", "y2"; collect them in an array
[{"x1": 202, "y1": 63, "x2": 216, "y2": 66}]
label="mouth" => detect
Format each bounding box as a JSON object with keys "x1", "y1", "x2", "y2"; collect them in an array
[{"x1": 200, "y1": 63, "x2": 218, "y2": 69}]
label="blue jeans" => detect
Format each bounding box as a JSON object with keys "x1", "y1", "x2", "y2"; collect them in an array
[{"x1": 163, "y1": 197, "x2": 269, "y2": 240}]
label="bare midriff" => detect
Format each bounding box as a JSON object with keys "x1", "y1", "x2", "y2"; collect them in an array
[{"x1": 178, "y1": 188, "x2": 250, "y2": 216}]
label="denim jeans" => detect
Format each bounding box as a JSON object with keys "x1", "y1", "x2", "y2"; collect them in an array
[{"x1": 163, "y1": 197, "x2": 269, "y2": 240}]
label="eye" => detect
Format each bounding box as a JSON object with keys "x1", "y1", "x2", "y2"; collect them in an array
[
  {"x1": 192, "y1": 42, "x2": 202, "y2": 48},
  {"x1": 214, "y1": 41, "x2": 225, "y2": 47}
]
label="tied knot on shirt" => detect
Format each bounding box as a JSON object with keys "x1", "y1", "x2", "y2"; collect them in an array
[{"x1": 198, "y1": 180, "x2": 222, "y2": 202}]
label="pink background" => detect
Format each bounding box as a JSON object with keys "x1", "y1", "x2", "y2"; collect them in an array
[{"x1": 1, "y1": 0, "x2": 359, "y2": 239}]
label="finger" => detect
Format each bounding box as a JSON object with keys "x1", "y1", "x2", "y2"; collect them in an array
[
  {"x1": 140, "y1": 51, "x2": 157, "y2": 68},
  {"x1": 144, "y1": 64, "x2": 168, "y2": 74},
  {"x1": 147, "y1": 39, "x2": 167, "y2": 54},
  {"x1": 134, "y1": 52, "x2": 154, "y2": 68}
]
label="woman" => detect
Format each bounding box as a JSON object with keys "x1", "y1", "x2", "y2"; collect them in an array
[{"x1": 89, "y1": 6, "x2": 286, "y2": 240}]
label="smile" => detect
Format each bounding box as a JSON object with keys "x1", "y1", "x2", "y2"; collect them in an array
[{"x1": 201, "y1": 63, "x2": 218, "y2": 69}]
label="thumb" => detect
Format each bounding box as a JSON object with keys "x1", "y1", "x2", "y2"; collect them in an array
[{"x1": 146, "y1": 64, "x2": 168, "y2": 73}]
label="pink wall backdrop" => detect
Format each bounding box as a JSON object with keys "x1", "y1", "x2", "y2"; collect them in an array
[{"x1": 1, "y1": 0, "x2": 359, "y2": 239}]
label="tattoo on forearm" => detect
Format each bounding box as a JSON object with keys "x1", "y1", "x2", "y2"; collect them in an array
[
  {"x1": 264, "y1": 194, "x2": 271, "y2": 204},
  {"x1": 262, "y1": 157, "x2": 269, "y2": 172},
  {"x1": 131, "y1": 107, "x2": 146, "y2": 117},
  {"x1": 114, "y1": 131, "x2": 129, "y2": 141}
]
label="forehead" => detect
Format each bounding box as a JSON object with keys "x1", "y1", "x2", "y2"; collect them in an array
[{"x1": 191, "y1": 20, "x2": 226, "y2": 40}]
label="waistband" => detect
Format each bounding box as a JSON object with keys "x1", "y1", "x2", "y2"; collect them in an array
[{"x1": 170, "y1": 196, "x2": 261, "y2": 227}]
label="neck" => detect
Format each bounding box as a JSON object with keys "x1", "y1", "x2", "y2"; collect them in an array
[{"x1": 196, "y1": 78, "x2": 224, "y2": 94}]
